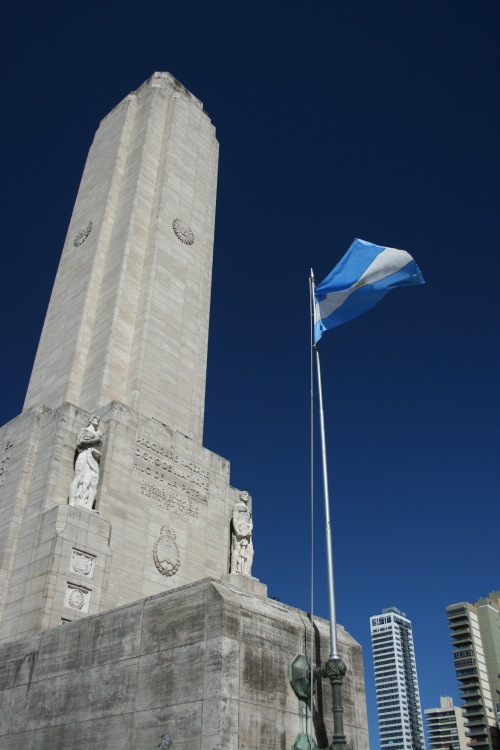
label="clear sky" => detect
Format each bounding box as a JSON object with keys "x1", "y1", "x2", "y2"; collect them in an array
[{"x1": 2, "y1": 2, "x2": 499, "y2": 747}]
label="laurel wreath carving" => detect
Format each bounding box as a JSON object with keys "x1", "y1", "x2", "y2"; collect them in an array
[
  {"x1": 153, "y1": 527, "x2": 180, "y2": 577},
  {"x1": 68, "y1": 588, "x2": 85, "y2": 609}
]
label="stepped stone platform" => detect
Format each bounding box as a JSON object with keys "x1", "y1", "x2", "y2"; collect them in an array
[{"x1": 0, "y1": 577, "x2": 369, "y2": 750}]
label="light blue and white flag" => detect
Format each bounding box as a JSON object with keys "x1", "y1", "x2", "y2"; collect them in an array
[{"x1": 313, "y1": 238, "x2": 424, "y2": 343}]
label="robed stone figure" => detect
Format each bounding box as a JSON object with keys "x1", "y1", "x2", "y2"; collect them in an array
[
  {"x1": 69, "y1": 415, "x2": 103, "y2": 510},
  {"x1": 230, "y1": 491, "x2": 254, "y2": 576}
]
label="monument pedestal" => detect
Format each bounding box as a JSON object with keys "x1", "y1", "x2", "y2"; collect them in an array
[
  {"x1": 0, "y1": 578, "x2": 369, "y2": 750},
  {"x1": 221, "y1": 572, "x2": 267, "y2": 598}
]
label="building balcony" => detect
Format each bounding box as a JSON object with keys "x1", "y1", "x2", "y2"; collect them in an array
[
  {"x1": 465, "y1": 718, "x2": 488, "y2": 728},
  {"x1": 453, "y1": 641, "x2": 473, "y2": 653},
  {"x1": 463, "y1": 708, "x2": 483, "y2": 718},
  {"x1": 449, "y1": 625, "x2": 470, "y2": 636},
  {"x1": 460, "y1": 681, "x2": 480, "y2": 690},
  {"x1": 465, "y1": 727, "x2": 488, "y2": 739},
  {"x1": 461, "y1": 695, "x2": 483, "y2": 707},
  {"x1": 464, "y1": 706, "x2": 486, "y2": 718},
  {"x1": 447, "y1": 611, "x2": 468, "y2": 622},
  {"x1": 448, "y1": 611, "x2": 468, "y2": 620},
  {"x1": 458, "y1": 685, "x2": 481, "y2": 708}
]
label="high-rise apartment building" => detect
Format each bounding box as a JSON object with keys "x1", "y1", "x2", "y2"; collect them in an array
[
  {"x1": 447, "y1": 591, "x2": 500, "y2": 750},
  {"x1": 425, "y1": 696, "x2": 467, "y2": 750},
  {"x1": 370, "y1": 607, "x2": 426, "y2": 750}
]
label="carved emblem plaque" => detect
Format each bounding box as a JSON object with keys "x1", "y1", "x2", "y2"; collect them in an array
[
  {"x1": 64, "y1": 583, "x2": 91, "y2": 613},
  {"x1": 70, "y1": 549, "x2": 96, "y2": 578},
  {"x1": 153, "y1": 527, "x2": 180, "y2": 577}
]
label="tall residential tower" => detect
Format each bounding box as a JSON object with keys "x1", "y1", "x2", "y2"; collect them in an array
[
  {"x1": 425, "y1": 696, "x2": 467, "y2": 750},
  {"x1": 447, "y1": 591, "x2": 500, "y2": 750},
  {"x1": 370, "y1": 607, "x2": 426, "y2": 750}
]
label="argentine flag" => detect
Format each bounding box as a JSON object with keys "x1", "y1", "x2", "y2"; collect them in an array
[{"x1": 314, "y1": 239, "x2": 425, "y2": 343}]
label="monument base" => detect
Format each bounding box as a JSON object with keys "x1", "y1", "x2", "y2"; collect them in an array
[
  {"x1": 0, "y1": 578, "x2": 369, "y2": 750},
  {"x1": 221, "y1": 572, "x2": 267, "y2": 598}
]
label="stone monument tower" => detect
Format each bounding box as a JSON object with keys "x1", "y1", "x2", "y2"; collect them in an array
[
  {"x1": 24, "y1": 72, "x2": 216, "y2": 444},
  {"x1": 0, "y1": 74, "x2": 369, "y2": 749},
  {"x1": 0, "y1": 73, "x2": 247, "y2": 641}
]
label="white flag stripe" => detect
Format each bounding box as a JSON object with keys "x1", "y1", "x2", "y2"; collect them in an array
[
  {"x1": 356, "y1": 247, "x2": 413, "y2": 286},
  {"x1": 317, "y1": 247, "x2": 413, "y2": 320}
]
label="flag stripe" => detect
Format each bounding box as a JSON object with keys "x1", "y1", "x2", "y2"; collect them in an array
[
  {"x1": 315, "y1": 239, "x2": 388, "y2": 293},
  {"x1": 316, "y1": 248, "x2": 414, "y2": 320},
  {"x1": 313, "y1": 239, "x2": 424, "y2": 343}
]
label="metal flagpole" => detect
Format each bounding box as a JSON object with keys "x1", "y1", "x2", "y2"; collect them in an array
[
  {"x1": 309, "y1": 270, "x2": 316, "y2": 744},
  {"x1": 313, "y1": 342, "x2": 338, "y2": 660},
  {"x1": 310, "y1": 271, "x2": 347, "y2": 750}
]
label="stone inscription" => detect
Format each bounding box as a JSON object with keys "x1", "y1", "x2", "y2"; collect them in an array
[
  {"x1": 141, "y1": 481, "x2": 199, "y2": 518},
  {"x1": 133, "y1": 434, "x2": 208, "y2": 503}
]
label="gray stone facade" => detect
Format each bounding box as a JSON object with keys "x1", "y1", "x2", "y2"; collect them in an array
[
  {"x1": 0, "y1": 401, "x2": 239, "y2": 642},
  {"x1": 0, "y1": 578, "x2": 369, "y2": 750}
]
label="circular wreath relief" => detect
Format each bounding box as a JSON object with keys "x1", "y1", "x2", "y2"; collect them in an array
[
  {"x1": 68, "y1": 588, "x2": 85, "y2": 609},
  {"x1": 73, "y1": 220, "x2": 93, "y2": 247},
  {"x1": 172, "y1": 218, "x2": 195, "y2": 245},
  {"x1": 153, "y1": 527, "x2": 180, "y2": 577}
]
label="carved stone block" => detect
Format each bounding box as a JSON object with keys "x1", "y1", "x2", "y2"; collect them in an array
[
  {"x1": 64, "y1": 584, "x2": 91, "y2": 613},
  {"x1": 70, "y1": 549, "x2": 96, "y2": 579}
]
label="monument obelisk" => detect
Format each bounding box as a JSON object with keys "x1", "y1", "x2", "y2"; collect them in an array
[
  {"x1": 0, "y1": 73, "x2": 258, "y2": 641},
  {"x1": 24, "y1": 73, "x2": 216, "y2": 443},
  {"x1": 0, "y1": 74, "x2": 369, "y2": 750}
]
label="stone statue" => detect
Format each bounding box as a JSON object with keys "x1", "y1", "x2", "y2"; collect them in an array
[
  {"x1": 69, "y1": 415, "x2": 103, "y2": 509},
  {"x1": 230, "y1": 491, "x2": 254, "y2": 576}
]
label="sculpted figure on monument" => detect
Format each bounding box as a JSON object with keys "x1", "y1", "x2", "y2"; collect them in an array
[
  {"x1": 230, "y1": 491, "x2": 254, "y2": 576},
  {"x1": 69, "y1": 415, "x2": 103, "y2": 510}
]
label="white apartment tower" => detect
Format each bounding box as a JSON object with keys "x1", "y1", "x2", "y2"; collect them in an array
[
  {"x1": 425, "y1": 696, "x2": 468, "y2": 750},
  {"x1": 447, "y1": 592, "x2": 500, "y2": 750},
  {"x1": 370, "y1": 607, "x2": 426, "y2": 750}
]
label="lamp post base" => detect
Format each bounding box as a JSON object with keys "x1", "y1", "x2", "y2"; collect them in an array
[{"x1": 321, "y1": 657, "x2": 347, "y2": 750}]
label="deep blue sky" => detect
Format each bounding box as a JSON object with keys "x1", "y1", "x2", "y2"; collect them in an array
[{"x1": 2, "y1": 2, "x2": 499, "y2": 747}]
